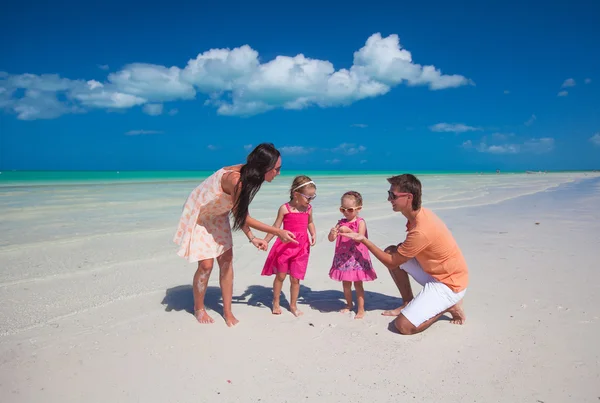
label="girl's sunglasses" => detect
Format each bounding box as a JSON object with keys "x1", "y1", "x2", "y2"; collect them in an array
[
  {"x1": 340, "y1": 206, "x2": 361, "y2": 213},
  {"x1": 298, "y1": 193, "x2": 317, "y2": 201}
]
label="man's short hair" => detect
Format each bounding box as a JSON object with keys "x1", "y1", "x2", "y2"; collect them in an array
[{"x1": 387, "y1": 174, "x2": 422, "y2": 210}]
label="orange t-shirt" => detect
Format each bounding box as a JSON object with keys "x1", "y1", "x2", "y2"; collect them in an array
[{"x1": 398, "y1": 208, "x2": 469, "y2": 293}]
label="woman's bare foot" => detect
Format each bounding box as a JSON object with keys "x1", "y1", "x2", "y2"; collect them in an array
[
  {"x1": 194, "y1": 309, "x2": 215, "y2": 324},
  {"x1": 340, "y1": 304, "x2": 353, "y2": 314},
  {"x1": 355, "y1": 310, "x2": 365, "y2": 319},
  {"x1": 224, "y1": 313, "x2": 239, "y2": 327},
  {"x1": 290, "y1": 306, "x2": 304, "y2": 317},
  {"x1": 447, "y1": 301, "x2": 466, "y2": 325},
  {"x1": 272, "y1": 303, "x2": 282, "y2": 315}
]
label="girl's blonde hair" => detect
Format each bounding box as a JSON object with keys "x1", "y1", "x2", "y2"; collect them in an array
[
  {"x1": 341, "y1": 190, "x2": 363, "y2": 206},
  {"x1": 289, "y1": 175, "x2": 316, "y2": 201}
]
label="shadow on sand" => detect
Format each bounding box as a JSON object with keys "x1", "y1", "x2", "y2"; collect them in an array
[{"x1": 161, "y1": 283, "x2": 406, "y2": 316}]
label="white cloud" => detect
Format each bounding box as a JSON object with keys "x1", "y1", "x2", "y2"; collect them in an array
[
  {"x1": 585, "y1": 78, "x2": 592, "y2": 84},
  {"x1": 503, "y1": 90, "x2": 510, "y2": 94},
  {"x1": 125, "y1": 129, "x2": 163, "y2": 135},
  {"x1": 589, "y1": 133, "x2": 600, "y2": 146},
  {"x1": 280, "y1": 146, "x2": 313, "y2": 155},
  {"x1": 98, "y1": 64, "x2": 110, "y2": 70},
  {"x1": 463, "y1": 136, "x2": 554, "y2": 154},
  {"x1": 207, "y1": 145, "x2": 219, "y2": 151},
  {"x1": 0, "y1": 33, "x2": 472, "y2": 120},
  {"x1": 524, "y1": 114, "x2": 537, "y2": 126},
  {"x1": 557, "y1": 90, "x2": 568, "y2": 97},
  {"x1": 430, "y1": 123, "x2": 481, "y2": 133},
  {"x1": 243, "y1": 144, "x2": 253, "y2": 151},
  {"x1": 143, "y1": 103, "x2": 163, "y2": 116},
  {"x1": 561, "y1": 78, "x2": 576, "y2": 88},
  {"x1": 332, "y1": 143, "x2": 366, "y2": 155},
  {"x1": 351, "y1": 123, "x2": 368, "y2": 128},
  {"x1": 168, "y1": 108, "x2": 178, "y2": 116},
  {"x1": 491, "y1": 132, "x2": 514, "y2": 141}
]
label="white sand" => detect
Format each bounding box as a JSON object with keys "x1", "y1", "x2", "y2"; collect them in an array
[{"x1": 1, "y1": 172, "x2": 599, "y2": 402}]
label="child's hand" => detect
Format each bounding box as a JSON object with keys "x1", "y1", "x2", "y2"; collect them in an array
[
  {"x1": 329, "y1": 225, "x2": 339, "y2": 239},
  {"x1": 251, "y1": 238, "x2": 268, "y2": 251},
  {"x1": 310, "y1": 234, "x2": 316, "y2": 246},
  {"x1": 338, "y1": 226, "x2": 353, "y2": 234}
]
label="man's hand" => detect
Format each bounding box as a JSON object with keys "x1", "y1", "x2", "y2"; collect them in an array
[{"x1": 339, "y1": 231, "x2": 365, "y2": 242}]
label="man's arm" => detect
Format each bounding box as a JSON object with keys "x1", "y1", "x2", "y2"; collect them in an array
[{"x1": 361, "y1": 238, "x2": 411, "y2": 268}]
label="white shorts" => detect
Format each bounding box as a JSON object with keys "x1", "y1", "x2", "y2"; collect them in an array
[{"x1": 400, "y1": 258, "x2": 466, "y2": 327}]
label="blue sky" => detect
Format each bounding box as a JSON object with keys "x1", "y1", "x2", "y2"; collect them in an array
[{"x1": 1, "y1": 0, "x2": 599, "y2": 171}]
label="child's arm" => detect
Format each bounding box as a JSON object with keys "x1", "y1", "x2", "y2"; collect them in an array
[
  {"x1": 308, "y1": 208, "x2": 316, "y2": 246},
  {"x1": 264, "y1": 204, "x2": 287, "y2": 243},
  {"x1": 358, "y1": 219, "x2": 367, "y2": 238},
  {"x1": 328, "y1": 222, "x2": 340, "y2": 242}
]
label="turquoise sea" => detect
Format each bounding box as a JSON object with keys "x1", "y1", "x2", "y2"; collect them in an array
[{"x1": 0, "y1": 169, "x2": 588, "y2": 187}]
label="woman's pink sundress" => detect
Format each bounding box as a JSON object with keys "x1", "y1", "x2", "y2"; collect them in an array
[{"x1": 173, "y1": 168, "x2": 235, "y2": 263}]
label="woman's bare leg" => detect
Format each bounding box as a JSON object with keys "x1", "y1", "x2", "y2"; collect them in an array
[
  {"x1": 193, "y1": 258, "x2": 215, "y2": 324},
  {"x1": 216, "y1": 248, "x2": 238, "y2": 327}
]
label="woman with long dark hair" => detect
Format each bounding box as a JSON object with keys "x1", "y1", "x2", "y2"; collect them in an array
[{"x1": 173, "y1": 143, "x2": 297, "y2": 326}]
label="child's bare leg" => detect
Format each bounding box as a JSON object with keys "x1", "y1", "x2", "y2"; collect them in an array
[
  {"x1": 354, "y1": 281, "x2": 365, "y2": 319},
  {"x1": 340, "y1": 281, "x2": 353, "y2": 313},
  {"x1": 289, "y1": 277, "x2": 303, "y2": 317},
  {"x1": 272, "y1": 272, "x2": 286, "y2": 315},
  {"x1": 193, "y1": 259, "x2": 215, "y2": 324}
]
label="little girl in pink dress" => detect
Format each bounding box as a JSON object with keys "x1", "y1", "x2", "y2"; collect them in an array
[
  {"x1": 328, "y1": 191, "x2": 376, "y2": 319},
  {"x1": 262, "y1": 176, "x2": 317, "y2": 317}
]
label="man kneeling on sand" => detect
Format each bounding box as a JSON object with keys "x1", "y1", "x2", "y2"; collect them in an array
[{"x1": 339, "y1": 174, "x2": 468, "y2": 335}]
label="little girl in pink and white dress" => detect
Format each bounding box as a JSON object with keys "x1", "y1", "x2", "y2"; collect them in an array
[{"x1": 328, "y1": 191, "x2": 377, "y2": 319}]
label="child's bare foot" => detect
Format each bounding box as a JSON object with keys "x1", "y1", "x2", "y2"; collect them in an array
[
  {"x1": 447, "y1": 300, "x2": 466, "y2": 325},
  {"x1": 194, "y1": 309, "x2": 215, "y2": 324},
  {"x1": 224, "y1": 313, "x2": 239, "y2": 327},
  {"x1": 272, "y1": 303, "x2": 282, "y2": 315},
  {"x1": 340, "y1": 305, "x2": 353, "y2": 314},
  {"x1": 355, "y1": 310, "x2": 365, "y2": 319},
  {"x1": 290, "y1": 306, "x2": 303, "y2": 317}
]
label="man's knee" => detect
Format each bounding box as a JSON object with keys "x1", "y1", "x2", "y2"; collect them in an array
[{"x1": 394, "y1": 315, "x2": 417, "y2": 335}]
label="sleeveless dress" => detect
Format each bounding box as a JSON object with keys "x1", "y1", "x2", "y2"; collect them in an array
[
  {"x1": 173, "y1": 168, "x2": 235, "y2": 263},
  {"x1": 329, "y1": 217, "x2": 377, "y2": 282},
  {"x1": 261, "y1": 203, "x2": 311, "y2": 280}
]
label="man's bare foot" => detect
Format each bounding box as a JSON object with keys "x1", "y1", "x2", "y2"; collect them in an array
[
  {"x1": 224, "y1": 313, "x2": 239, "y2": 327},
  {"x1": 447, "y1": 301, "x2": 466, "y2": 325},
  {"x1": 340, "y1": 305, "x2": 353, "y2": 314},
  {"x1": 272, "y1": 303, "x2": 282, "y2": 315},
  {"x1": 194, "y1": 309, "x2": 215, "y2": 324},
  {"x1": 382, "y1": 302, "x2": 409, "y2": 317},
  {"x1": 355, "y1": 310, "x2": 365, "y2": 319},
  {"x1": 290, "y1": 306, "x2": 304, "y2": 317}
]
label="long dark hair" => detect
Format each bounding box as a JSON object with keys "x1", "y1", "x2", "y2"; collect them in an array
[{"x1": 231, "y1": 143, "x2": 280, "y2": 230}]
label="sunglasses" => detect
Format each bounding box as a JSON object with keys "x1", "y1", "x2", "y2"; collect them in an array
[
  {"x1": 298, "y1": 192, "x2": 317, "y2": 201},
  {"x1": 387, "y1": 190, "x2": 411, "y2": 200},
  {"x1": 340, "y1": 206, "x2": 361, "y2": 213}
]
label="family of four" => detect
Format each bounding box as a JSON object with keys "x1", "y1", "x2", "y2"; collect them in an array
[{"x1": 173, "y1": 143, "x2": 468, "y2": 335}]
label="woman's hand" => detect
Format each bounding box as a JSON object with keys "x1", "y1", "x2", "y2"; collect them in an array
[
  {"x1": 278, "y1": 230, "x2": 299, "y2": 244},
  {"x1": 251, "y1": 238, "x2": 268, "y2": 251}
]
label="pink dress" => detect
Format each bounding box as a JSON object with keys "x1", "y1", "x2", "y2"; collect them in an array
[
  {"x1": 329, "y1": 217, "x2": 377, "y2": 282},
  {"x1": 173, "y1": 168, "x2": 235, "y2": 263},
  {"x1": 261, "y1": 203, "x2": 311, "y2": 280}
]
